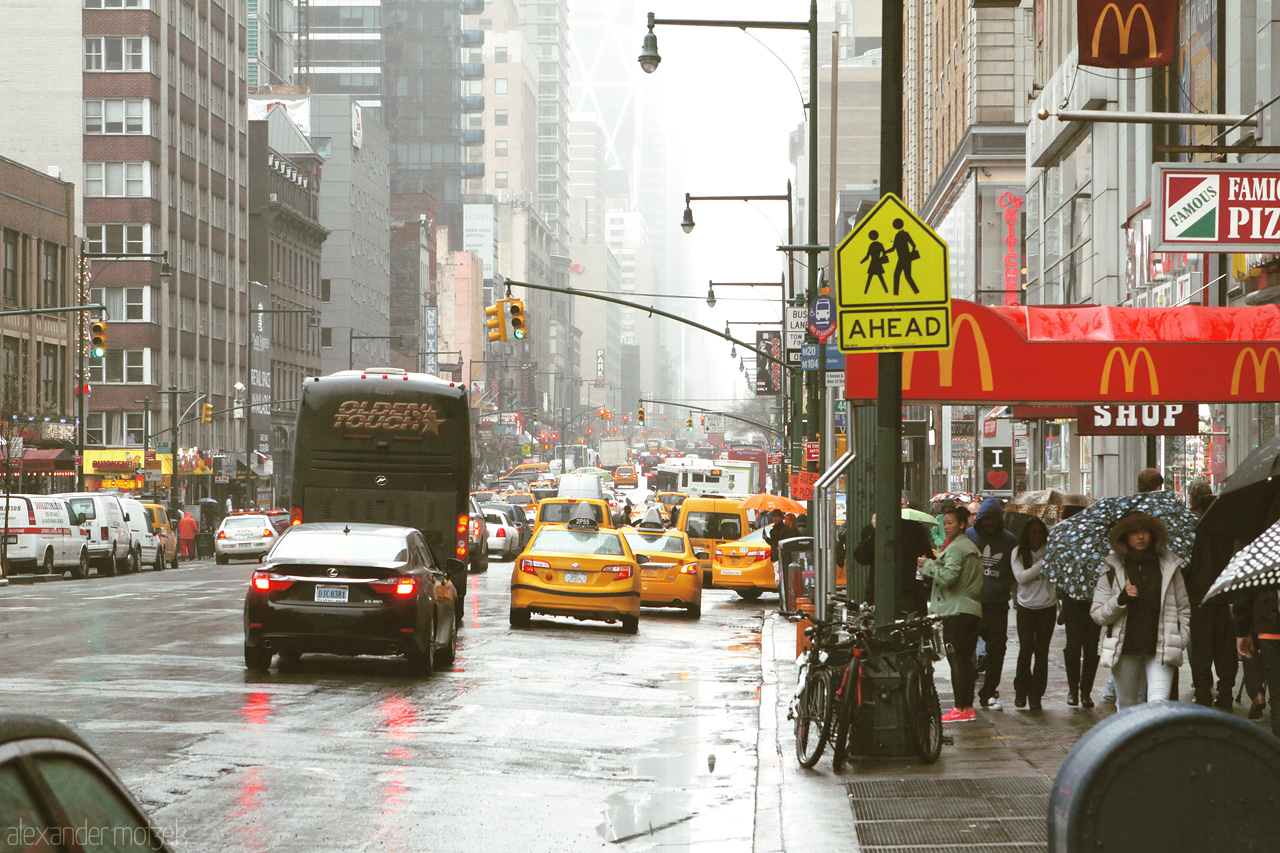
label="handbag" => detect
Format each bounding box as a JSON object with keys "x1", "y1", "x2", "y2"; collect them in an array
[
  {"x1": 1099, "y1": 634, "x2": 1120, "y2": 668},
  {"x1": 906, "y1": 247, "x2": 921, "y2": 262}
]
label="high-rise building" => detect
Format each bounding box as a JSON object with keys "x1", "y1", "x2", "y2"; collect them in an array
[
  {"x1": 248, "y1": 0, "x2": 297, "y2": 88},
  {"x1": 521, "y1": 0, "x2": 570, "y2": 253}
]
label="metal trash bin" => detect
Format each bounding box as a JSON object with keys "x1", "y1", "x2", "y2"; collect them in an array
[{"x1": 195, "y1": 532, "x2": 214, "y2": 559}]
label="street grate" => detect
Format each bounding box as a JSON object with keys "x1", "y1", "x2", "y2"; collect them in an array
[
  {"x1": 847, "y1": 777, "x2": 1051, "y2": 852},
  {"x1": 850, "y1": 794, "x2": 1045, "y2": 821},
  {"x1": 856, "y1": 817, "x2": 1046, "y2": 847}
]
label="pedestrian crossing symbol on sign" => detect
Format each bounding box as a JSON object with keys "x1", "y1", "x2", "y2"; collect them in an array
[{"x1": 834, "y1": 193, "x2": 951, "y2": 354}]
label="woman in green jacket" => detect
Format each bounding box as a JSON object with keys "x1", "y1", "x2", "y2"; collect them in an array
[{"x1": 919, "y1": 504, "x2": 984, "y2": 722}]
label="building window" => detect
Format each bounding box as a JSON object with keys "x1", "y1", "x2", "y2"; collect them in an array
[
  {"x1": 2, "y1": 234, "x2": 17, "y2": 304},
  {"x1": 86, "y1": 412, "x2": 106, "y2": 447},
  {"x1": 494, "y1": 109, "x2": 508, "y2": 126},
  {"x1": 85, "y1": 162, "x2": 149, "y2": 197},
  {"x1": 495, "y1": 171, "x2": 508, "y2": 188},
  {"x1": 494, "y1": 46, "x2": 508, "y2": 63},
  {"x1": 91, "y1": 348, "x2": 148, "y2": 384},
  {"x1": 321, "y1": 278, "x2": 331, "y2": 302},
  {"x1": 42, "y1": 245, "x2": 60, "y2": 307},
  {"x1": 85, "y1": 0, "x2": 149, "y2": 7},
  {"x1": 321, "y1": 327, "x2": 333, "y2": 348},
  {"x1": 495, "y1": 140, "x2": 508, "y2": 157},
  {"x1": 86, "y1": 224, "x2": 149, "y2": 255},
  {"x1": 40, "y1": 345, "x2": 58, "y2": 407},
  {"x1": 494, "y1": 78, "x2": 508, "y2": 95},
  {"x1": 123, "y1": 411, "x2": 147, "y2": 446},
  {"x1": 85, "y1": 99, "x2": 148, "y2": 134},
  {"x1": 84, "y1": 36, "x2": 147, "y2": 72}
]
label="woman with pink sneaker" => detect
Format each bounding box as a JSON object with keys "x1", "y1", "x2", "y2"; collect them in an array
[{"x1": 919, "y1": 504, "x2": 985, "y2": 722}]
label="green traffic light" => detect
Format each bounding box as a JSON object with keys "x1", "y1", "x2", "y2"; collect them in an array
[
  {"x1": 512, "y1": 328, "x2": 526, "y2": 340},
  {"x1": 91, "y1": 346, "x2": 105, "y2": 358}
]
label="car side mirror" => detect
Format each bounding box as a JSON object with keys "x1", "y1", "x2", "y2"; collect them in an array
[
  {"x1": 445, "y1": 557, "x2": 466, "y2": 576},
  {"x1": 123, "y1": 512, "x2": 130, "y2": 522},
  {"x1": 76, "y1": 513, "x2": 87, "y2": 526},
  {"x1": 695, "y1": 550, "x2": 710, "y2": 561},
  {"x1": 634, "y1": 554, "x2": 650, "y2": 565}
]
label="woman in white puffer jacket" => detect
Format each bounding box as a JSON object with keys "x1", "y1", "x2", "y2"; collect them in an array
[{"x1": 1090, "y1": 511, "x2": 1190, "y2": 709}]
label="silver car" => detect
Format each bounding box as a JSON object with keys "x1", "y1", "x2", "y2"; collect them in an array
[{"x1": 214, "y1": 513, "x2": 276, "y2": 564}]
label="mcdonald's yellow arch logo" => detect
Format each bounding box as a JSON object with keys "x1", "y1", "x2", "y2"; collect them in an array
[
  {"x1": 1092, "y1": 3, "x2": 1158, "y2": 59},
  {"x1": 1099, "y1": 347, "x2": 1159, "y2": 395},
  {"x1": 903, "y1": 314, "x2": 994, "y2": 392},
  {"x1": 1230, "y1": 347, "x2": 1280, "y2": 395}
]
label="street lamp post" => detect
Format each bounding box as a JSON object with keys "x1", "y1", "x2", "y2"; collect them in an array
[{"x1": 641, "y1": 2, "x2": 822, "y2": 477}]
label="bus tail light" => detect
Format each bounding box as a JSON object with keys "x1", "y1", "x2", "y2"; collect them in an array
[
  {"x1": 606, "y1": 564, "x2": 633, "y2": 580},
  {"x1": 455, "y1": 514, "x2": 468, "y2": 559},
  {"x1": 290, "y1": 507, "x2": 302, "y2": 525},
  {"x1": 520, "y1": 558, "x2": 549, "y2": 575}
]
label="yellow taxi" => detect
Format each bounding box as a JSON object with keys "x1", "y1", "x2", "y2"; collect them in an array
[
  {"x1": 650, "y1": 491, "x2": 688, "y2": 522},
  {"x1": 711, "y1": 528, "x2": 778, "y2": 600},
  {"x1": 613, "y1": 465, "x2": 639, "y2": 488},
  {"x1": 676, "y1": 496, "x2": 750, "y2": 586},
  {"x1": 510, "y1": 510, "x2": 643, "y2": 632},
  {"x1": 506, "y1": 461, "x2": 550, "y2": 480},
  {"x1": 503, "y1": 492, "x2": 537, "y2": 514},
  {"x1": 622, "y1": 511, "x2": 705, "y2": 617},
  {"x1": 471, "y1": 490, "x2": 498, "y2": 504},
  {"x1": 533, "y1": 497, "x2": 613, "y2": 535}
]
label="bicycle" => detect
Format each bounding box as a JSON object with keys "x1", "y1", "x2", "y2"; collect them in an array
[
  {"x1": 789, "y1": 616, "x2": 857, "y2": 767},
  {"x1": 827, "y1": 603, "x2": 878, "y2": 772}
]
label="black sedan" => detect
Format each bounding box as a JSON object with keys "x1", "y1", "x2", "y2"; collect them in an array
[{"x1": 243, "y1": 522, "x2": 459, "y2": 674}]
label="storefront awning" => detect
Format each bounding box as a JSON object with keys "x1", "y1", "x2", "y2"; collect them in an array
[{"x1": 0, "y1": 448, "x2": 73, "y2": 472}]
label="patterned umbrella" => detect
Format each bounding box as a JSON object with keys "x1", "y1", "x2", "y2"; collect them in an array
[
  {"x1": 1043, "y1": 491, "x2": 1198, "y2": 601},
  {"x1": 1005, "y1": 489, "x2": 1093, "y2": 522},
  {"x1": 1203, "y1": 518, "x2": 1280, "y2": 604},
  {"x1": 929, "y1": 492, "x2": 979, "y2": 507}
]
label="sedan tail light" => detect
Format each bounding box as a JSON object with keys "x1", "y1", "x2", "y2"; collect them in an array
[
  {"x1": 263, "y1": 528, "x2": 274, "y2": 538},
  {"x1": 216, "y1": 531, "x2": 227, "y2": 540},
  {"x1": 496, "y1": 527, "x2": 507, "y2": 538},
  {"x1": 251, "y1": 571, "x2": 295, "y2": 592},
  {"x1": 290, "y1": 507, "x2": 302, "y2": 525},
  {"x1": 605, "y1": 564, "x2": 633, "y2": 580},
  {"x1": 520, "y1": 558, "x2": 550, "y2": 575},
  {"x1": 746, "y1": 549, "x2": 769, "y2": 561},
  {"x1": 679, "y1": 563, "x2": 699, "y2": 575}
]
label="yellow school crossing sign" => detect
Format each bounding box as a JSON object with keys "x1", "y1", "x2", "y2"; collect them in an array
[{"x1": 834, "y1": 193, "x2": 951, "y2": 353}]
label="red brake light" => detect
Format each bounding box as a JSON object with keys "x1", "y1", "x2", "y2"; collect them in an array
[
  {"x1": 520, "y1": 558, "x2": 549, "y2": 575},
  {"x1": 252, "y1": 574, "x2": 270, "y2": 591},
  {"x1": 606, "y1": 564, "x2": 633, "y2": 580},
  {"x1": 679, "y1": 563, "x2": 699, "y2": 575},
  {"x1": 263, "y1": 528, "x2": 274, "y2": 538},
  {"x1": 496, "y1": 527, "x2": 506, "y2": 538},
  {"x1": 455, "y1": 514, "x2": 468, "y2": 558},
  {"x1": 101, "y1": 526, "x2": 109, "y2": 539},
  {"x1": 290, "y1": 507, "x2": 302, "y2": 525},
  {"x1": 27, "y1": 507, "x2": 36, "y2": 526},
  {"x1": 217, "y1": 530, "x2": 227, "y2": 539},
  {"x1": 394, "y1": 578, "x2": 416, "y2": 597},
  {"x1": 251, "y1": 571, "x2": 294, "y2": 592}
]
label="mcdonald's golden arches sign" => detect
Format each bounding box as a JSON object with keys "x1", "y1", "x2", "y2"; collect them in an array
[
  {"x1": 1077, "y1": 0, "x2": 1176, "y2": 68},
  {"x1": 843, "y1": 299, "x2": 1280, "y2": 405}
]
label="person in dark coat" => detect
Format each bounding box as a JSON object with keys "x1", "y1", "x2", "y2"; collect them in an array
[
  {"x1": 1235, "y1": 589, "x2": 1280, "y2": 736},
  {"x1": 763, "y1": 509, "x2": 798, "y2": 562},
  {"x1": 853, "y1": 513, "x2": 934, "y2": 618},
  {"x1": 968, "y1": 497, "x2": 1018, "y2": 710},
  {"x1": 1185, "y1": 493, "x2": 1240, "y2": 708}
]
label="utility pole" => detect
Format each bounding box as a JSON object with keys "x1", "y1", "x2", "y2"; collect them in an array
[{"x1": 136, "y1": 397, "x2": 152, "y2": 492}]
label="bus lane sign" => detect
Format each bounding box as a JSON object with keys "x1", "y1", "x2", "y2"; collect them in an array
[{"x1": 834, "y1": 193, "x2": 951, "y2": 354}]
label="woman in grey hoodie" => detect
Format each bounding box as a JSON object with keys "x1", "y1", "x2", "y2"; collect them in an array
[{"x1": 1012, "y1": 517, "x2": 1055, "y2": 710}]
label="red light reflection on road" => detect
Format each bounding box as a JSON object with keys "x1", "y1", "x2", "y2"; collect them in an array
[
  {"x1": 380, "y1": 694, "x2": 415, "y2": 743},
  {"x1": 231, "y1": 765, "x2": 268, "y2": 852},
  {"x1": 240, "y1": 691, "x2": 272, "y2": 726},
  {"x1": 371, "y1": 768, "x2": 408, "y2": 853}
]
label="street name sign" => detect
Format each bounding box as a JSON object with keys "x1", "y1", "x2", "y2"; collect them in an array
[{"x1": 834, "y1": 193, "x2": 951, "y2": 353}]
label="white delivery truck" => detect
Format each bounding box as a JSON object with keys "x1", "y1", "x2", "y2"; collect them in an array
[
  {"x1": 0, "y1": 495, "x2": 91, "y2": 578},
  {"x1": 597, "y1": 438, "x2": 629, "y2": 472}
]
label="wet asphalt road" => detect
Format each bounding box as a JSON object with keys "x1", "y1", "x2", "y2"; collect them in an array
[{"x1": 0, "y1": 546, "x2": 771, "y2": 851}]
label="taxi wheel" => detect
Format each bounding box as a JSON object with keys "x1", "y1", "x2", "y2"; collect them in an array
[
  {"x1": 686, "y1": 603, "x2": 702, "y2": 619},
  {"x1": 620, "y1": 615, "x2": 639, "y2": 635},
  {"x1": 509, "y1": 607, "x2": 531, "y2": 628},
  {"x1": 70, "y1": 551, "x2": 89, "y2": 580},
  {"x1": 244, "y1": 643, "x2": 272, "y2": 671},
  {"x1": 736, "y1": 589, "x2": 764, "y2": 601}
]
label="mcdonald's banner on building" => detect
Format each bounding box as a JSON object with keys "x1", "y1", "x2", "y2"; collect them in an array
[
  {"x1": 1078, "y1": 1, "x2": 1176, "y2": 68},
  {"x1": 843, "y1": 299, "x2": 1280, "y2": 404}
]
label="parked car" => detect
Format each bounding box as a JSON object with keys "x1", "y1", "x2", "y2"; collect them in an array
[
  {"x1": 467, "y1": 497, "x2": 489, "y2": 572},
  {"x1": 0, "y1": 494, "x2": 90, "y2": 578},
  {"x1": 0, "y1": 712, "x2": 176, "y2": 851},
  {"x1": 141, "y1": 502, "x2": 180, "y2": 569},
  {"x1": 243, "y1": 522, "x2": 459, "y2": 674},
  {"x1": 120, "y1": 497, "x2": 165, "y2": 573},
  {"x1": 265, "y1": 509, "x2": 293, "y2": 534},
  {"x1": 214, "y1": 513, "x2": 276, "y2": 564},
  {"x1": 483, "y1": 510, "x2": 521, "y2": 560},
  {"x1": 54, "y1": 492, "x2": 134, "y2": 576}
]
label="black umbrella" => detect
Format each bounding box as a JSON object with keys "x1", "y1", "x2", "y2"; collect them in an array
[
  {"x1": 1203, "y1": 518, "x2": 1280, "y2": 604},
  {"x1": 1197, "y1": 434, "x2": 1280, "y2": 542}
]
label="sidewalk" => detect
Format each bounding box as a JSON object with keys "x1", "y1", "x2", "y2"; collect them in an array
[{"x1": 753, "y1": 610, "x2": 1271, "y2": 852}]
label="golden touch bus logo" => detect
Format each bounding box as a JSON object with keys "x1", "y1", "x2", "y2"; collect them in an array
[
  {"x1": 331, "y1": 400, "x2": 444, "y2": 435},
  {"x1": 1099, "y1": 347, "x2": 1160, "y2": 395},
  {"x1": 902, "y1": 314, "x2": 994, "y2": 392},
  {"x1": 1230, "y1": 347, "x2": 1280, "y2": 395},
  {"x1": 1078, "y1": 1, "x2": 1175, "y2": 69}
]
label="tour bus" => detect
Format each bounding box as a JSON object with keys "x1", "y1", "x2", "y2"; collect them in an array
[{"x1": 290, "y1": 368, "x2": 473, "y2": 608}]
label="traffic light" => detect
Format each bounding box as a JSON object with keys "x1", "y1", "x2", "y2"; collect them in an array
[
  {"x1": 686, "y1": 417, "x2": 693, "y2": 430},
  {"x1": 637, "y1": 405, "x2": 645, "y2": 426},
  {"x1": 485, "y1": 300, "x2": 508, "y2": 343},
  {"x1": 700, "y1": 414, "x2": 706, "y2": 428},
  {"x1": 89, "y1": 321, "x2": 107, "y2": 358},
  {"x1": 508, "y1": 299, "x2": 526, "y2": 340},
  {"x1": 531, "y1": 410, "x2": 539, "y2": 428},
  {"x1": 201, "y1": 402, "x2": 213, "y2": 423}
]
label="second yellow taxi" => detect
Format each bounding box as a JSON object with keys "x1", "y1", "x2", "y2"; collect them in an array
[{"x1": 621, "y1": 509, "x2": 705, "y2": 617}]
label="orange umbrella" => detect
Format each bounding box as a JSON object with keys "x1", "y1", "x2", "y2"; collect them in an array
[{"x1": 740, "y1": 493, "x2": 807, "y2": 514}]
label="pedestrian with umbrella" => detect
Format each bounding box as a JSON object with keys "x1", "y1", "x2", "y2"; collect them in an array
[
  {"x1": 1057, "y1": 503, "x2": 1099, "y2": 708},
  {"x1": 1090, "y1": 511, "x2": 1190, "y2": 709}
]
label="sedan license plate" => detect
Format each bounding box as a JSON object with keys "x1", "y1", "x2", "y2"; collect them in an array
[
  {"x1": 719, "y1": 569, "x2": 742, "y2": 575},
  {"x1": 564, "y1": 571, "x2": 588, "y2": 584},
  {"x1": 640, "y1": 568, "x2": 663, "y2": 579},
  {"x1": 315, "y1": 585, "x2": 349, "y2": 603}
]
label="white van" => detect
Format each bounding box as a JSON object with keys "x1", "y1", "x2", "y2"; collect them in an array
[
  {"x1": 556, "y1": 473, "x2": 603, "y2": 500},
  {"x1": 53, "y1": 493, "x2": 133, "y2": 577},
  {"x1": 120, "y1": 497, "x2": 164, "y2": 573},
  {"x1": 0, "y1": 495, "x2": 91, "y2": 578}
]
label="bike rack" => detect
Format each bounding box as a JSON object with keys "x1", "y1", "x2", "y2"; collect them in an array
[{"x1": 812, "y1": 448, "x2": 856, "y2": 622}]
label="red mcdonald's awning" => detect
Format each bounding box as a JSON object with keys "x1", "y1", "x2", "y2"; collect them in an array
[{"x1": 844, "y1": 299, "x2": 1280, "y2": 404}]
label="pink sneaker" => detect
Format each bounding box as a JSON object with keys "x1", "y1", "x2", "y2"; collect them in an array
[
  {"x1": 940, "y1": 707, "x2": 967, "y2": 722},
  {"x1": 956, "y1": 707, "x2": 977, "y2": 721}
]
